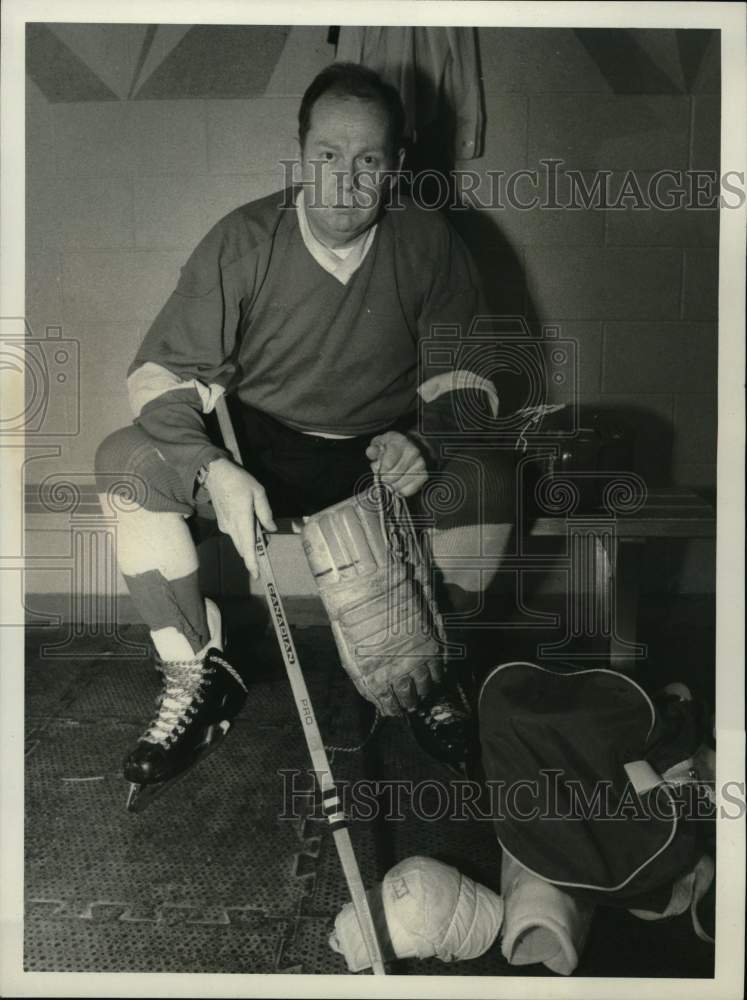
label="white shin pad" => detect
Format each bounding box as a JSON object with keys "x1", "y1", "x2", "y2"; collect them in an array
[{"x1": 499, "y1": 850, "x2": 595, "y2": 976}]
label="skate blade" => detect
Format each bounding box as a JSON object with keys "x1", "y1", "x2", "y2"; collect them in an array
[
  {"x1": 127, "y1": 780, "x2": 167, "y2": 814},
  {"x1": 125, "y1": 721, "x2": 232, "y2": 814}
]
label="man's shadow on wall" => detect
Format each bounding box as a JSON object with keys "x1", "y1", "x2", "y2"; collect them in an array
[
  {"x1": 400, "y1": 61, "x2": 680, "y2": 465},
  {"x1": 398, "y1": 66, "x2": 537, "y2": 328},
  {"x1": 398, "y1": 65, "x2": 696, "y2": 616}
]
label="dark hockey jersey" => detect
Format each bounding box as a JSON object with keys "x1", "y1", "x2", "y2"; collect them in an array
[{"x1": 128, "y1": 187, "x2": 498, "y2": 497}]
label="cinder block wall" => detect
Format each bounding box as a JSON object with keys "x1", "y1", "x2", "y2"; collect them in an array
[
  {"x1": 457, "y1": 27, "x2": 719, "y2": 501},
  {"x1": 23, "y1": 25, "x2": 719, "y2": 616},
  {"x1": 23, "y1": 25, "x2": 333, "y2": 612}
]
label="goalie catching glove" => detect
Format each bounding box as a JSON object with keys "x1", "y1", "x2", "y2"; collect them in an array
[{"x1": 301, "y1": 486, "x2": 446, "y2": 716}]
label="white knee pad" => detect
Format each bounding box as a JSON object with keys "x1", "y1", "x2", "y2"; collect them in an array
[
  {"x1": 329, "y1": 855, "x2": 503, "y2": 972},
  {"x1": 499, "y1": 851, "x2": 595, "y2": 976}
]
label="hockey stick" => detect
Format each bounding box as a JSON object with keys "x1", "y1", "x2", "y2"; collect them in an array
[{"x1": 215, "y1": 394, "x2": 387, "y2": 976}]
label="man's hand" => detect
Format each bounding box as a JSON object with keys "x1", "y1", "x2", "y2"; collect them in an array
[
  {"x1": 365, "y1": 431, "x2": 428, "y2": 497},
  {"x1": 204, "y1": 458, "x2": 277, "y2": 579}
]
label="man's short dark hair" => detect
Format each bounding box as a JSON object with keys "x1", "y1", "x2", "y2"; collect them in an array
[{"x1": 298, "y1": 62, "x2": 406, "y2": 160}]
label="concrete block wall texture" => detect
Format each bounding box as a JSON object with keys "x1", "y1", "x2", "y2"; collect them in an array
[
  {"x1": 22, "y1": 25, "x2": 720, "y2": 608},
  {"x1": 455, "y1": 28, "x2": 720, "y2": 496}
]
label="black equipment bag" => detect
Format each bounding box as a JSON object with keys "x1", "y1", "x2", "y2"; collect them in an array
[{"x1": 478, "y1": 661, "x2": 713, "y2": 913}]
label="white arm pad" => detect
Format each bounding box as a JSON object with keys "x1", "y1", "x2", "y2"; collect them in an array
[{"x1": 328, "y1": 855, "x2": 504, "y2": 972}]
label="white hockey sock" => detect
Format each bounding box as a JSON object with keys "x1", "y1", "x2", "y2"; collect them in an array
[{"x1": 151, "y1": 598, "x2": 223, "y2": 662}]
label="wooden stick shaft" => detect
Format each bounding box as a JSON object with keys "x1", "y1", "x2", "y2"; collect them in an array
[{"x1": 215, "y1": 394, "x2": 387, "y2": 975}]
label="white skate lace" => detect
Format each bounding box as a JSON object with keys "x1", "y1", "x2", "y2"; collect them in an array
[
  {"x1": 324, "y1": 707, "x2": 381, "y2": 754},
  {"x1": 374, "y1": 475, "x2": 449, "y2": 649},
  {"x1": 144, "y1": 653, "x2": 247, "y2": 747},
  {"x1": 210, "y1": 654, "x2": 248, "y2": 693},
  {"x1": 419, "y1": 701, "x2": 467, "y2": 728},
  {"x1": 514, "y1": 402, "x2": 567, "y2": 452}
]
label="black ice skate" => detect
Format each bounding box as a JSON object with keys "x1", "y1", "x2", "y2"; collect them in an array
[
  {"x1": 124, "y1": 648, "x2": 248, "y2": 812},
  {"x1": 406, "y1": 683, "x2": 478, "y2": 775}
]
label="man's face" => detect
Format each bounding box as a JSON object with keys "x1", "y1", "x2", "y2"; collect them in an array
[{"x1": 300, "y1": 93, "x2": 403, "y2": 248}]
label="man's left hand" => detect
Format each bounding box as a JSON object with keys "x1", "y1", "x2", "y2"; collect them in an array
[{"x1": 366, "y1": 431, "x2": 428, "y2": 497}]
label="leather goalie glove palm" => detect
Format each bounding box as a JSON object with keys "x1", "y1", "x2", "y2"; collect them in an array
[{"x1": 301, "y1": 487, "x2": 446, "y2": 716}]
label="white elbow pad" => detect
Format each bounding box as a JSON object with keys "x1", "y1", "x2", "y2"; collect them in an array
[{"x1": 328, "y1": 855, "x2": 503, "y2": 972}]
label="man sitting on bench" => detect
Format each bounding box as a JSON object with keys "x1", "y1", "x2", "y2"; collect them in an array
[{"x1": 95, "y1": 62, "x2": 515, "y2": 810}]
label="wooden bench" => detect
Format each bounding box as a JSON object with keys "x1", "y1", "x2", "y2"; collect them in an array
[
  {"x1": 271, "y1": 486, "x2": 715, "y2": 671},
  {"x1": 526, "y1": 486, "x2": 715, "y2": 669}
]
